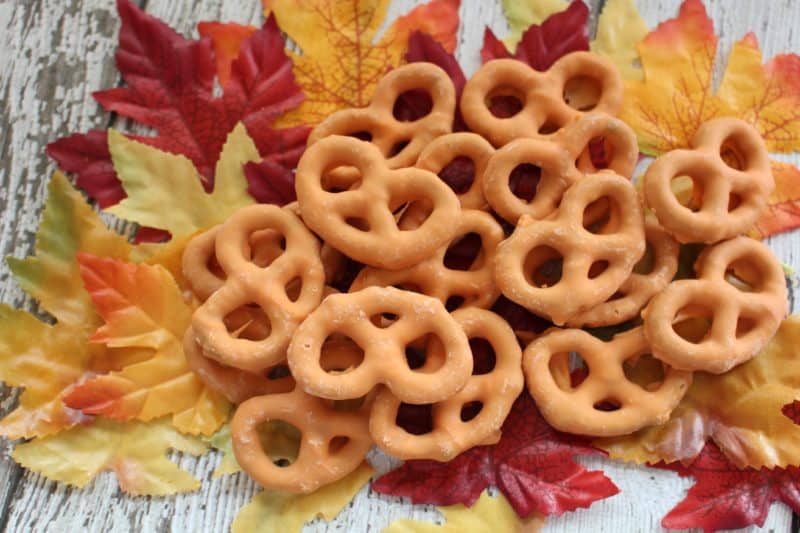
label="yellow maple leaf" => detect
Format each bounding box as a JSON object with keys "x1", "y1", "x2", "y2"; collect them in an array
[
  {"x1": 501, "y1": 0, "x2": 567, "y2": 48},
  {"x1": 591, "y1": 0, "x2": 648, "y2": 80},
  {"x1": 62, "y1": 254, "x2": 228, "y2": 436},
  {"x1": 596, "y1": 315, "x2": 800, "y2": 469},
  {"x1": 270, "y1": 0, "x2": 459, "y2": 126},
  {"x1": 231, "y1": 461, "x2": 374, "y2": 533},
  {"x1": 106, "y1": 122, "x2": 259, "y2": 239},
  {"x1": 382, "y1": 490, "x2": 544, "y2": 533},
  {"x1": 0, "y1": 173, "x2": 132, "y2": 439},
  {"x1": 13, "y1": 418, "x2": 207, "y2": 495}
]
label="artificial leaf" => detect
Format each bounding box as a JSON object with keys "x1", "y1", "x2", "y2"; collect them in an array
[
  {"x1": 13, "y1": 418, "x2": 207, "y2": 495},
  {"x1": 231, "y1": 462, "x2": 374, "y2": 533},
  {"x1": 105, "y1": 123, "x2": 257, "y2": 239},
  {"x1": 590, "y1": 0, "x2": 648, "y2": 80},
  {"x1": 271, "y1": 0, "x2": 459, "y2": 126},
  {"x1": 63, "y1": 254, "x2": 228, "y2": 436},
  {"x1": 750, "y1": 161, "x2": 800, "y2": 238},
  {"x1": 656, "y1": 442, "x2": 800, "y2": 532},
  {"x1": 0, "y1": 173, "x2": 132, "y2": 439},
  {"x1": 382, "y1": 490, "x2": 544, "y2": 533},
  {"x1": 49, "y1": 1, "x2": 308, "y2": 210},
  {"x1": 373, "y1": 393, "x2": 618, "y2": 518},
  {"x1": 597, "y1": 315, "x2": 800, "y2": 469},
  {"x1": 205, "y1": 424, "x2": 241, "y2": 478},
  {"x1": 243, "y1": 159, "x2": 297, "y2": 205},
  {"x1": 500, "y1": 0, "x2": 567, "y2": 49},
  {"x1": 481, "y1": 1, "x2": 589, "y2": 70},
  {"x1": 198, "y1": 21, "x2": 257, "y2": 86}
]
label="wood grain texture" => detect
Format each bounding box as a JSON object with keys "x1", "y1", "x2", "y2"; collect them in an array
[{"x1": 0, "y1": 0, "x2": 797, "y2": 531}]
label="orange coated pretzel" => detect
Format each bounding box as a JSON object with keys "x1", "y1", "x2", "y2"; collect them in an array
[
  {"x1": 494, "y1": 173, "x2": 645, "y2": 326},
  {"x1": 461, "y1": 53, "x2": 623, "y2": 147},
  {"x1": 295, "y1": 135, "x2": 461, "y2": 269},
  {"x1": 643, "y1": 236, "x2": 788, "y2": 373},
  {"x1": 308, "y1": 63, "x2": 456, "y2": 168},
  {"x1": 231, "y1": 386, "x2": 373, "y2": 493},
  {"x1": 643, "y1": 117, "x2": 773, "y2": 243},
  {"x1": 287, "y1": 286, "x2": 473, "y2": 404},
  {"x1": 191, "y1": 204, "x2": 325, "y2": 373},
  {"x1": 349, "y1": 209, "x2": 504, "y2": 310},
  {"x1": 415, "y1": 132, "x2": 496, "y2": 210},
  {"x1": 566, "y1": 221, "x2": 680, "y2": 328},
  {"x1": 369, "y1": 307, "x2": 523, "y2": 460},
  {"x1": 523, "y1": 327, "x2": 692, "y2": 436}
]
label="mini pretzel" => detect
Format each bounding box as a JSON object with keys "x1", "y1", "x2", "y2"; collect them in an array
[
  {"x1": 643, "y1": 236, "x2": 788, "y2": 373},
  {"x1": 350, "y1": 210, "x2": 504, "y2": 310},
  {"x1": 231, "y1": 386, "x2": 372, "y2": 493},
  {"x1": 191, "y1": 204, "x2": 325, "y2": 373},
  {"x1": 461, "y1": 53, "x2": 623, "y2": 146},
  {"x1": 287, "y1": 286, "x2": 473, "y2": 404},
  {"x1": 415, "y1": 132, "x2": 495, "y2": 210},
  {"x1": 566, "y1": 221, "x2": 680, "y2": 328},
  {"x1": 295, "y1": 135, "x2": 461, "y2": 269},
  {"x1": 494, "y1": 173, "x2": 645, "y2": 325},
  {"x1": 369, "y1": 307, "x2": 523, "y2": 460},
  {"x1": 308, "y1": 63, "x2": 456, "y2": 168},
  {"x1": 643, "y1": 117, "x2": 773, "y2": 243},
  {"x1": 523, "y1": 327, "x2": 692, "y2": 436}
]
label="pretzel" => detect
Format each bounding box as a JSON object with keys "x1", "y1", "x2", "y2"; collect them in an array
[
  {"x1": 287, "y1": 286, "x2": 473, "y2": 403},
  {"x1": 295, "y1": 135, "x2": 461, "y2": 269},
  {"x1": 231, "y1": 386, "x2": 373, "y2": 493},
  {"x1": 566, "y1": 221, "x2": 680, "y2": 327},
  {"x1": 308, "y1": 63, "x2": 456, "y2": 169},
  {"x1": 191, "y1": 204, "x2": 326, "y2": 373},
  {"x1": 369, "y1": 307, "x2": 523, "y2": 460},
  {"x1": 494, "y1": 172, "x2": 645, "y2": 325},
  {"x1": 523, "y1": 327, "x2": 692, "y2": 436},
  {"x1": 461, "y1": 53, "x2": 623, "y2": 146},
  {"x1": 350, "y1": 209, "x2": 504, "y2": 310},
  {"x1": 554, "y1": 112, "x2": 639, "y2": 177},
  {"x1": 415, "y1": 132, "x2": 495, "y2": 210},
  {"x1": 643, "y1": 117, "x2": 773, "y2": 243},
  {"x1": 643, "y1": 236, "x2": 787, "y2": 373}
]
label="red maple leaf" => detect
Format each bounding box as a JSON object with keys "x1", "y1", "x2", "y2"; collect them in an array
[
  {"x1": 480, "y1": 0, "x2": 589, "y2": 69},
  {"x1": 656, "y1": 442, "x2": 800, "y2": 532},
  {"x1": 373, "y1": 393, "x2": 619, "y2": 518},
  {"x1": 47, "y1": 0, "x2": 309, "y2": 212}
]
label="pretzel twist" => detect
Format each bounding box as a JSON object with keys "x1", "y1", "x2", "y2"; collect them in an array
[
  {"x1": 523, "y1": 327, "x2": 692, "y2": 436},
  {"x1": 308, "y1": 63, "x2": 456, "y2": 168},
  {"x1": 295, "y1": 135, "x2": 462, "y2": 269},
  {"x1": 231, "y1": 387, "x2": 373, "y2": 494},
  {"x1": 494, "y1": 173, "x2": 645, "y2": 325},
  {"x1": 566, "y1": 221, "x2": 680, "y2": 327},
  {"x1": 643, "y1": 236, "x2": 788, "y2": 373},
  {"x1": 461, "y1": 53, "x2": 623, "y2": 146},
  {"x1": 288, "y1": 286, "x2": 473, "y2": 404},
  {"x1": 350, "y1": 210, "x2": 503, "y2": 310},
  {"x1": 643, "y1": 117, "x2": 774, "y2": 243},
  {"x1": 369, "y1": 307, "x2": 523, "y2": 460},
  {"x1": 191, "y1": 205, "x2": 326, "y2": 373}
]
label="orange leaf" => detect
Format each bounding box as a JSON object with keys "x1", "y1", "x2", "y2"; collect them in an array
[
  {"x1": 749, "y1": 161, "x2": 800, "y2": 238},
  {"x1": 198, "y1": 21, "x2": 257, "y2": 86},
  {"x1": 271, "y1": 0, "x2": 460, "y2": 126},
  {"x1": 64, "y1": 254, "x2": 228, "y2": 436}
]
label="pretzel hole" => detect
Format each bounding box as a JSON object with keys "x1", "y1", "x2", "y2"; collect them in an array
[
  {"x1": 736, "y1": 316, "x2": 758, "y2": 338},
  {"x1": 328, "y1": 436, "x2": 351, "y2": 454},
  {"x1": 256, "y1": 419, "x2": 301, "y2": 467},
  {"x1": 347, "y1": 131, "x2": 373, "y2": 142},
  {"x1": 396, "y1": 403, "x2": 433, "y2": 435},
  {"x1": 405, "y1": 334, "x2": 446, "y2": 373},
  {"x1": 509, "y1": 163, "x2": 542, "y2": 201},
  {"x1": 225, "y1": 306, "x2": 271, "y2": 341},
  {"x1": 524, "y1": 246, "x2": 563, "y2": 288},
  {"x1": 205, "y1": 253, "x2": 225, "y2": 281},
  {"x1": 393, "y1": 89, "x2": 433, "y2": 121},
  {"x1": 549, "y1": 352, "x2": 576, "y2": 391},
  {"x1": 443, "y1": 232, "x2": 484, "y2": 271},
  {"x1": 537, "y1": 117, "x2": 564, "y2": 135},
  {"x1": 321, "y1": 167, "x2": 363, "y2": 193},
  {"x1": 623, "y1": 353, "x2": 666, "y2": 392},
  {"x1": 469, "y1": 338, "x2": 496, "y2": 375},
  {"x1": 563, "y1": 75, "x2": 601, "y2": 112},
  {"x1": 725, "y1": 259, "x2": 763, "y2": 292},
  {"x1": 588, "y1": 260, "x2": 609, "y2": 279},
  {"x1": 582, "y1": 197, "x2": 620, "y2": 234},
  {"x1": 719, "y1": 136, "x2": 750, "y2": 170},
  {"x1": 487, "y1": 88, "x2": 524, "y2": 118},
  {"x1": 670, "y1": 175, "x2": 703, "y2": 212},
  {"x1": 593, "y1": 399, "x2": 621, "y2": 412},
  {"x1": 460, "y1": 401, "x2": 484, "y2": 422},
  {"x1": 439, "y1": 156, "x2": 476, "y2": 194},
  {"x1": 250, "y1": 230, "x2": 286, "y2": 268},
  {"x1": 370, "y1": 312, "x2": 399, "y2": 328},
  {"x1": 673, "y1": 308, "x2": 713, "y2": 344},
  {"x1": 319, "y1": 336, "x2": 365, "y2": 374},
  {"x1": 728, "y1": 193, "x2": 742, "y2": 211},
  {"x1": 266, "y1": 364, "x2": 291, "y2": 380},
  {"x1": 388, "y1": 140, "x2": 411, "y2": 158},
  {"x1": 584, "y1": 137, "x2": 613, "y2": 170},
  {"x1": 285, "y1": 276, "x2": 302, "y2": 302},
  {"x1": 633, "y1": 242, "x2": 656, "y2": 275},
  {"x1": 345, "y1": 216, "x2": 371, "y2": 232},
  {"x1": 445, "y1": 296, "x2": 466, "y2": 312}
]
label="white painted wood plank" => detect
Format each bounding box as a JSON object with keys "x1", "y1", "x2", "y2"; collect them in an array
[{"x1": 0, "y1": 0, "x2": 797, "y2": 532}]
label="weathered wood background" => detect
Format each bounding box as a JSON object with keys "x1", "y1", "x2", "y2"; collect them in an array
[{"x1": 0, "y1": 0, "x2": 798, "y2": 531}]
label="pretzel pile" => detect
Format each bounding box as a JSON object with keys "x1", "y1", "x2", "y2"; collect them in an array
[{"x1": 180, "y1": 54, "x2": 788, "y2": 494}]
